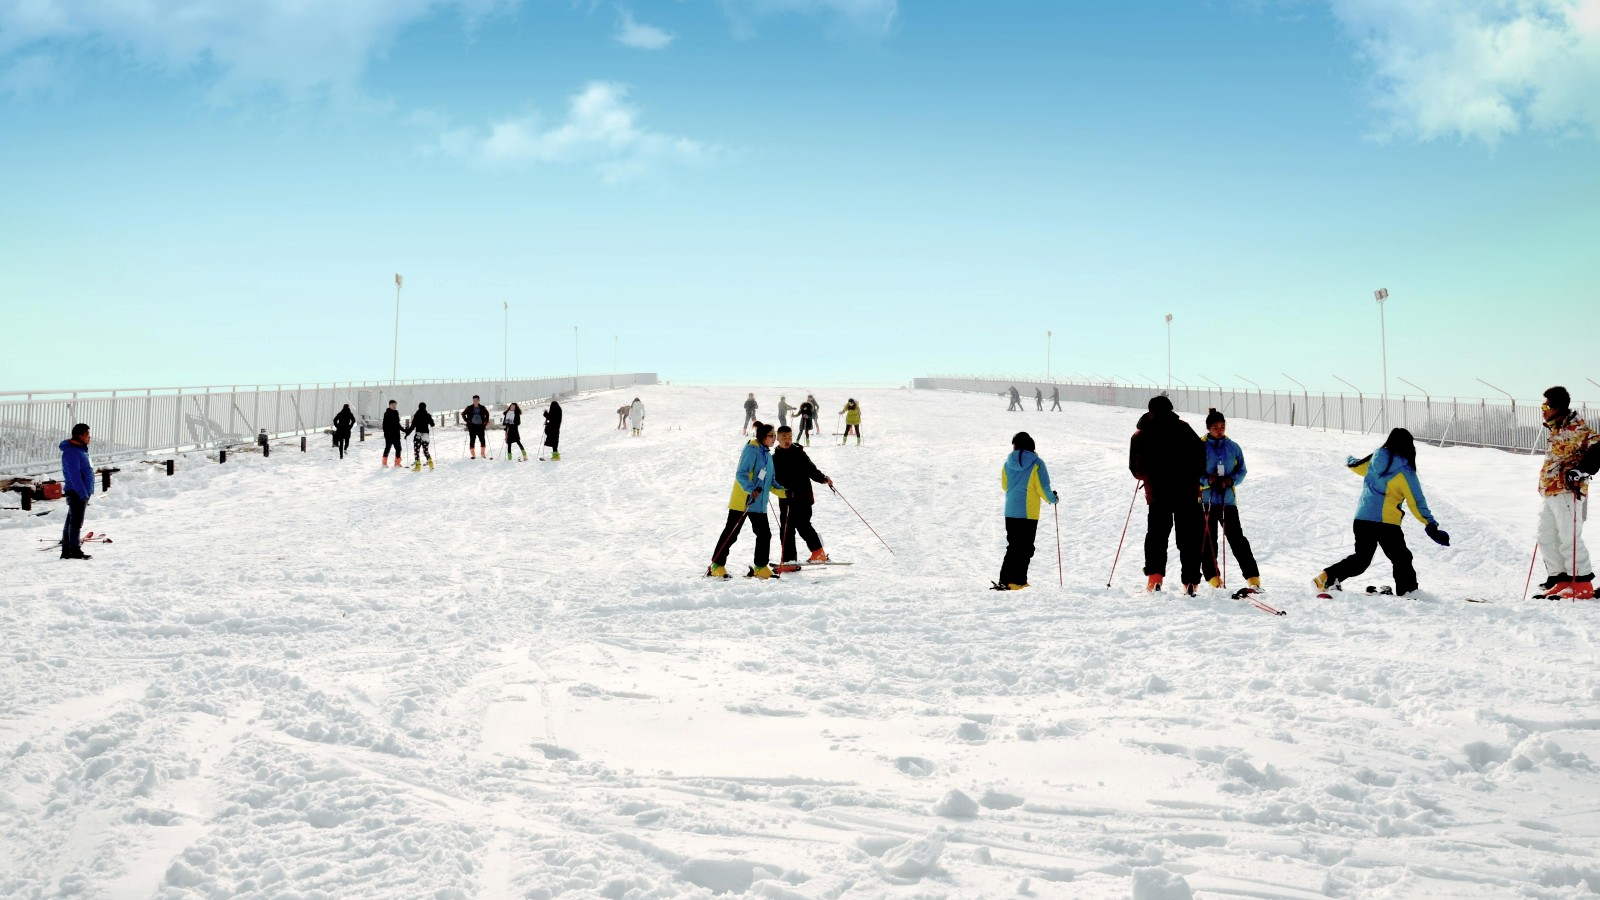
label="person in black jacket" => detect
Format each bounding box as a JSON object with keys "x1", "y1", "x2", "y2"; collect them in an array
[
  {"x1": 463, "y1": 395, "x2": 491, "y2": 459},
  {"x1": 332, "y1": 404, "x2": 357, "y2": 459},
  {"x1": 543, "y1": 399, "x2": 563, "y2": 461},
  {"x1": 797, "y1": 400, "x2": 816, "y2": 446},
  {"x1": 1129, "y1": 394, "x2": 1206, "y2": 595},
  {"x1": 381, "y1": 400, "x2": 403, "y2": 468},
  {"x1": 502, "y1": 402, "x2": 526, "y2": 461},
  {"x1": 403, "y1": 402, "x2": 435, "y2": 470},
  {"x1": 772, "y1": 425, "x2": 834, "y2": 569}
]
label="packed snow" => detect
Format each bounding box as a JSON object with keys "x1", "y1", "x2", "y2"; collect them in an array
[{"x1": 3, "y1": 384, "x2": 1599, "y2": 899}]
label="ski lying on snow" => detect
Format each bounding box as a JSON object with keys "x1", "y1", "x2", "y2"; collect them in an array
[{"x1": 1230, "y1": 588, "x2": 1286, "y2": 616}]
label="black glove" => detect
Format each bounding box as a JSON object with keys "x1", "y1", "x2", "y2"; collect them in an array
[
  {"x1": 1565, "y1": 469, "x2": 1590, "y2": 492},
  {"x1": 1052, "y1": 491, "x2": 1060, "y2": 503},
  {"x1": 1425, "y1": 522, "x2": 1450, "y2": 546}
]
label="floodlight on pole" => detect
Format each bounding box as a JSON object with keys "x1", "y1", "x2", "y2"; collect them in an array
[
  {"x1": 392, "y1": 273, "x2": 403, "y2": 385},
  {"x1": 573, "y1": 326, "x2": 579, "y2": 390},
  {"x1": 1047, "y1": 330, "x2": 1052, "y2": 380},
  {"x1": 1374, "y1": 288, "x2": 1390, "y2": 432},
  {"x1": 1164, "y1": 314, "x2": 1173, "y2": 389},
  {"x1": 1477, "y1": 378, "x2": 1516, "y2": 413},
  {"x1": 1282, "y1": 372, "x2": 1308, "y2": 426},
  {"x1": 502, "y1": 301, "x2": 508, "y2": 400}
]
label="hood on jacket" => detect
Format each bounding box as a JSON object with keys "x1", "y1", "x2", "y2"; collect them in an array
[
  {"x1": 1005, "y1": 449, "x2": 1039, "y2": 476},
  {"x1": 60, "y1": 439, "x2": 84, "y2": 452}
]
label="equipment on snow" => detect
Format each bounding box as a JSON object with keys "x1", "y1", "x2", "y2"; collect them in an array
[
  {"x1": 829, "y1": 484, "x2": 892, "y2": 555},
  {"x1": 1106, "y1": 481, "x2": 1140, "y2": 588},
  {"x1": 1365, "y1": 585, "x2": 1395, "y2": 596}
]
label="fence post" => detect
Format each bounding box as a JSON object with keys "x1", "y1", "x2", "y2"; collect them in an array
[
  {"x1": 108, "y1": 390, "x2": 119, "y2": 456},
  {"x1": 1481, "y1": 399, "x2": 1487, "y2": 446},
  {"x1": 174, "y1": 387, "x2": 184, "y2": 454},
  {"x1": 144, "y1": 389, "x2": 153, "y2": 452}
]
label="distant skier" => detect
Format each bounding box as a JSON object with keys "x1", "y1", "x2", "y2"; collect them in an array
[
  {"x1": 743, "y1": 393, "x2": 759, "y2": 435},
  {"x1": 381, "y1": 400, "x2": 404, "y2": 468},
  {"x1": 616, "y1": 404, "x2": 630, "y2": 430},
  {"x1": 1198, "y1": 409, "x2": 1261, "y2": 592},
  {"x1": 629, "y1": 397, "x2": 645, "y2": 436},
  {"x1": 1034, "y1": 387, "x2": 1043, "y2": 411},
  {"x1": 773, "y1": 425, "x2": 833, "y2": 571},
  {"x1": 777, "y1": 395, "x2": 793, "y2": 428},
  {"x1": 332, "y1": 403, "x2": 356, "y2": 459},
  {"x1": 1050, "y1": 385, "x2": 1061, "y2": 411},
  {"x1": 839, "y1": 399, "x2": 862, "y2": 445},
  {"x1": 707, "y1": 422, "x2": 786, "y2": 580},
  {"x1": 1312, "y1": 428, "x2": 1449, "y2": 597},
  {"x1": 463, "y1": 395, "x2": 491, "y2": 459},
  {"x1": 994, "y1": 431, "x2": 1058, "y2": 590},
  {"x1": 503, "y1": 402, "x2": 526, "y2": 461},
  {"x1": 59, "y1": 423, "x2": 94, "y2": 560},
  {"x1": 1534, "y1": 386, "x2": 1599, "y2": 599},
  {"x1": 543, "y1": 399, "x2": 563, "y2": 461},
  {"x1": 403, "y1": 402, "x2": 435, "y2": 470},
  {"x1": 1130, "y1": 394, "x2": 1205, "y2": 595},
  {"x1": 797, "y1": 400, "x2": 816, "y2": 446},
  {"x1": 1007, "y1": 386, "x2": 1021, "y2": 411}
]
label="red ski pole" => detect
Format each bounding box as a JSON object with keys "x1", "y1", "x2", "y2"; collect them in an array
[
  {"x1": 830, "y1": 484, "x2": 893, "y2": 555},
  {"x1": 1106, "y1": 481, "x2": 1140, "y2": 588},
  {"x1": 1523, "y1": 541, "x2": 1539, "y2": 600},
  {"x1": 1054, "y1": 499, "x2": 1063, "y2": 587}
]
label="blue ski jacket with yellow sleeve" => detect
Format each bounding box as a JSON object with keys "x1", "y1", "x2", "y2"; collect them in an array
[
  {"x1": 728, "y1": 440, "x2": 784, "y2": 514},
  {"x1": 1001, "y1": 450, "x2": 1057, "y2": 520},
  {"x1": 1348, "y1": 449, "x2": 1435, "y2": 526}
]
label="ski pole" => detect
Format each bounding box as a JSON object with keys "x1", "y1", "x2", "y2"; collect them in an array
[
  {"x1": 1523, "y1": 541, "x2": 1538, "y2": 600},
  {"x1": 1054, "y1": 496, "x2": 1063, "y2": 587},
  {"x1": 830, "y1": 484, "x2": 893, "y2": 555},
  {"x1": 1106, "y1": 481, "x2": 1141, "y2": 588},
  {"x1": 711, "y1": 495, "x2": 754, "y2": 565},
  {"x1": 1573, "y1": 491, "x2": 1580, "y2": 602}
]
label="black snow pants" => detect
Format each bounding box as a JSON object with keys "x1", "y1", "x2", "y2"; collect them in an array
[
  {"x1": 1323, "y1": 520, "x2": 1417, "y2": 594},
  {"x1": 779, "y1": 497, "x2": 823, "y2": 562},
  {"x1": 1144, "y1": 491, "x2": 1203, "y2": 585},
  {"x1": 61, "y1": 491, "x2": 87, "y2": 558},
  {"x1": 334, "y1": 429, "x2": 351, "y2": 458},
  {"x1": 999, "y1": 516, "x2": 1038, "y2": 586},
  {"x1": 712, "y1": 508, "x2": 771, "y2": 568},
  {"x1": 383, "y1": 433, "x2": 403, "y2": 459},
  {"x1": 1200, "y1": 503, "x2": 1260, "y2": 582},
  {"x1": 468, "y1": 425, "x2": 486, "y2": 450}
]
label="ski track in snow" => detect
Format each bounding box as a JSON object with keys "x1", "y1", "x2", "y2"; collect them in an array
[{"x1": 3, "y1": 385, "x2": 1600, "y2": 898}]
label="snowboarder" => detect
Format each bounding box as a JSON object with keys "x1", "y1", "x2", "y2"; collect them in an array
[
  {"x1": 1035, "y1": 387, "x2": 1043, "y2": 411},
  {"x1": 1312, "y1": 428, "x2": 1449, "y2": 597},
  {"x1": 381, "y1": 400, "x2": 404, "y2": 467},
  {"x1": 463, "y1": 395, "x2": 491, "y2": 459},
  {"x1": 1534, "y1": 386, "x2": 1600, "y2": 599},
  {"x1": 1198, "y1": 409, "x2": 1261, "y2": 592},
  {"x1": 1007, "y1": 386, "x2": 1021, "y2": 411},
  {"x1": 59, "y1": 423, "x2": 94, "y2": 560},
  {"x1": 1050, "y1": 385, "x2": 1062, "y2": 411},
  {"x1": 503, "y1": 402, "x2": 526, "y2": 461},
  {"x1": 629, "y1": 397, "x2": 645, "y2": 436},
  {"x1": 1130, "y1": 394, "x2": 1205, "y2": 595},
  {"x1": 840, "y1": 399, "x2": 862, "y2": 445},
  {"x1": 403, "y1": 403, "x2": 435, "y2": 470},
  {"x1": 617, "y1": 404, "x2": 630, "y2": 430},
  {"x1": 332, "y1": 403, "x2": 356, "y2": 459},
  {"x1": 743, "y1": 393, "x2": 759, "y2": 435},
  {"x1": 707, "y1": 422, "x2": 786, "y2": 580},
  {"x1": 777, "y1": 395, "x2": 793, "y2": 428},
  {"x1": 773, "y1": 425, "x2": 833, "y2": 570},
  {"x1": 797, "y1": 400, "x2": 816, "y2": 446},
  {"x1": 995, "y1": 431, "x2": 1058, "y2": 590},
  {"x1": 543, "y1": 399, "x2": 563, "y2": 460}
]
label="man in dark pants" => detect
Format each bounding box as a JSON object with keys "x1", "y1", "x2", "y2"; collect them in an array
[
  {"x1": 463, "y1": 395, "x2": 491, "y2": 459},
  {"x1": 772, "y1": 425, "x2": 833, "y2": 571},
  {"x1": 543, "y1": 399, "x2": 563, "y2": 460},
  {"x1": 1050, "y1": 386, "x2": 1061, "y2": 411},
  {"x1": 333, "y1": 403, "x2": 356, "y2": 459},
  {"x1": 1129, "y1": 395, "x2": 1206, "y2": 595},
  {"x1": 381, "y1": 400, "x2": 404, "y2": 468},
  {"x1": 59, "y1": 423, "x2": 94, "y2": 560}
]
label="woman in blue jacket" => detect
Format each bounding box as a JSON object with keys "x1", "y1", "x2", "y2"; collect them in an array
[
  {"x1": 994, "y1": 431, "x2": 1058, "y2": 590},
  {"x1": 1199, "y1": 409, "x2": 1261, "y2": 591},
  {"x1": 1314, "y1": 428, "x2": 1449, "y2": 596},
  {"x1": 707, "y1": 422, "x2": 787, "y2": 580}
]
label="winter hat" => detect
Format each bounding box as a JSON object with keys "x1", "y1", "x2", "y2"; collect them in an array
[
  {"x1": 1148, "y1": 395, "x2": 1174, "y2": 413},
  {"x1": 754, "y1": 422, "x2": 774, "y2": 442},
  {"x1": 1544, "y1": 386, "x2": 1571, "y2": 412},
  {"x1": 1205, "y1": 408, "x2": 1225, "y2": 428},
  {"x1": 1011, "y1": 431, "x2": 1035, "y2": 453}
]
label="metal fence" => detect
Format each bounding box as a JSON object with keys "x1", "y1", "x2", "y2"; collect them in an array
[
  {"x1": 914, "y1": 376, "x2": 1589, "y2": 455},
  {"x1": 0, "y1": 373, "x2": 658, "y2": 475}
]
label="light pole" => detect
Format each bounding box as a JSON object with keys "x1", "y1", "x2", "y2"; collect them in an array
[
  {"x1": 1236, "y1": 374, "x2": 1261, "y2": 419},
  {"x1": 613, "y1": 334, "x2": 618, "y2": 389},
  {"x1": 1164, "y1": 314, "x2": 1173, "y2": 389},
  {"x1": 1400, "y1": 376, "x2": 1430, "y2": 427},
  {"x1": 1200, "y1": 373, "x2": 1222, "y2": 412},
  {"x1": 1477, "y1": 378, "x2": 1515, "y2": 412},
  {"x1": 1047, "y1": 330, "x2": 1052, "y2": 381},
  {"x1": 573, "y1": 326, "x2": 580, "y2": 390},
  {"x1": 1282, "y1": 372, "x2": 1308, "y2": 427},
  {"x1": 1374, "y1": 288, "x2": 1389, "y2": 432},
  {"x1": 392, "y1": 273, "x2": 403, "y2": 385},
  {"x1": 502, "y1": 301, "x2": 508, "y2": 400},
  {"x1": 1334, "y1": 374, "x2": 1365, "y2": 432}
]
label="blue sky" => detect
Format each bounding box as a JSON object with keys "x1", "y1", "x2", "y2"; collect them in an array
[{"x1": 2, "y1": 0, "x2": 1597, "y2": 402}]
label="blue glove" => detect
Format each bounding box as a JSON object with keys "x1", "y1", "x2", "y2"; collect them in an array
[{"x1": 1425, "y1": 522, "x2": 1450, "y2": 546}]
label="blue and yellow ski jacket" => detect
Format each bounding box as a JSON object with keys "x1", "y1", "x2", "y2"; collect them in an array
[
  {"x1": 728, "y1": 440, "x2": 784, "y2": 514},
  {"x1": 1200, "y1": 436, "x2": 1246, "y2": 506},
  {"x1": 1349, "y1": 448, "x2": 1435, "y2": 526},
  {"x1": 1001, "y1": 450, "x2": 1057, "y2": 520}
]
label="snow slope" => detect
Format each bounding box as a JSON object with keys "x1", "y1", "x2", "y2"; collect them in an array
[{"x1": 3, "y1": 384, "x2": 1599, "y2": 899}]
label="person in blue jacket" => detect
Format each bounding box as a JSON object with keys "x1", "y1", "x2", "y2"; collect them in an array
[
  {"x1": 994, "y1": 431, "x2": 1058, "y2": 590},
  {"x1": 1199, "y1": 409, "x2": 1261, "y2": 591},
  {"x1": 59, "y1": 423, "x2": 95, "y2": 560},
  {"x1": 707, "y1": 422, "x2": 788, "y2": 580},
  {"x1": 1314, "y1": 428, "x2": 1450, "y2": 596}
]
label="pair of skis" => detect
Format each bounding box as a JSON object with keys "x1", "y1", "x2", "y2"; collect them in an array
[
  {"x1": 38, "y1": 531, "x2": 113, "y2": 551},
  {"x1": 1314, "y1": 584, "x2": 1492, "y2": 604}
]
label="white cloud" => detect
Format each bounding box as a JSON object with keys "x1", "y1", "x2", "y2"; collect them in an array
[
  {"x1": 428, "y1": 81, "x2": 717, "y2": 183},
  {"x1": 1328, "y1": 0, "x2": 1600, "y2": 145},
  {"x1": 615, "y1": 7, "x2": 675, "y2": 50},
  {"x1": 718, "y1": 0, "x2": 897, "y2": 39}
]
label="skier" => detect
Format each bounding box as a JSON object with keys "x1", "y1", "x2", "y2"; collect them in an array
[
  {"x1": 543, "y1": 399, "x2": 563, "y2": 460},
  {"x1": 840, "y1": 399, "x2": 862, "y2": 445},
  {"x1": 743, "y1": 393, "x2": 759, "y2": 435},
  {"x1": 1312, "y1": 428, "x2": 1449, "y2": 596},
  {"x1": 617, "y1": 404, "x2": 630, "y2": 430},
  {"x1": 797, "y1": 399, "x2": 816, "y2": 446},
  {"x1": 777, "y1": 395, "x2": 793, "y2": 428},
  {"x1": 1007, "y1": 386, "x2": 1021, "y2": 411},
  {"x1": 503, "y1": 402, "x2": 526, "y2": 461},
  {"x1": 1198, "y1": 409, "x2": 1261, "y2": 592},
  {"x1": 1035, "y1": 387, "x2": 1043, "y2": 411},
  {"x1": 59, "y1": 423, "x2": 94, "y2": 560},
  {"x1": 462, "y1": 395, "x2": 491, "y2": 459},
  {"x1": 629, "y1": 397, "x2": 645, "y2": 436},
  {"x1": 1050, "y1": 385, "x2": 1061, "y2": 411},
  {"x1": 403, "y1": 402, "x2": 435, "y2": 470},
  {"x1": 332, "y1": 403, "x2": 356, "y2": 459},
  {"x1": 772, "y1": 425, "x2": 833, "y2": 571},
  {"x1": 1533, "y1": 386, "x2": 1600, "y2": 599},
  {"x1": 706, "y1": 422, "x2": 786, "y2": 580},
  {"x1": 994, "y1": 431, "x2": 1058, "y2": 590},
  {"x1": 381, "y1": 400, "x2": 404, "y2": 468},
  {"x1": 1129, "y1": 394, "x2": 1205, "y2": 595}
]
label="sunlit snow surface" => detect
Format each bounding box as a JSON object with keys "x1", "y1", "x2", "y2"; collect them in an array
[{"x1": 3, "y1": 385, "x2": 1599, "y2": 899}]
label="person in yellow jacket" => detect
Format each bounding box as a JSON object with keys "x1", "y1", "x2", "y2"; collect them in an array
[
  {"x1": 840, "y1": 399, "x2": 862, "y2": 445},
  {"x1": 1313, "y1": 428, "x2": 1449, "y2": 596},
  {"x1": 707, "y1": 423, "x2": 788, "y2": 579},
  {"x1": 993, "y1": 431, "x2": 1058, "y2": 590}
]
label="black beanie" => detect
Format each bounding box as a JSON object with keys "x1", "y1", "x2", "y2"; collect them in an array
[
  {"x1": 1148, "y1": 395, "x2": 1173, "y2": 413},
  {"x1": 1012, "y1": 431, "x2": 1035, "y2": 453},
  {"x1": 1205, "y1": 408, "x2": 1225, "y2": 428}
]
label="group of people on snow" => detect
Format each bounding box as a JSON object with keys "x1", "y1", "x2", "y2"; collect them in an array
[
  {"x1": 744, "y1": 393, "x2": 860, "y2": 446},
  {"x1": 373, "y1": 396, "x2": 564, "y2": 468},
  {"x1": 1008, "y1": 385, "x2": 1062, "y2": 412},
  {"x1": 706, "y1": 420, "x2": 836, "y2": 580},
  {"x1": 615, "y1": 398, "x2": 645, "y2": 435}
]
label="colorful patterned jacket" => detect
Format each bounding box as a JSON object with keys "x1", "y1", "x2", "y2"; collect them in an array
[{"x1": 1540, "y1": 412, "x2": 1600, "y2": 497}]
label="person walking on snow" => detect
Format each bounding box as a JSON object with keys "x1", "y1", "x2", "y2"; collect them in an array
[
  {"x1": 743, "y1": 393, "x2": 759, "y2": 435},
  {"x1": 1534, "y1": 386, "x2": 1600, "y2": 599},
  {"x1": 1035, "y1": 387, "x2": 1043, "y2": 411},
  {"x1": 840, "y1": 399, "x2": 862, "y2": 445},
  {"x1": 707, "y1": 422, "x2": 787, "y2": 580},
  {"x1": 1130, "y1": 394, "x2": 1206, "y2": 595},
  {"x1": 777, "y1": 395, "x2": 793, "y2": 428},
  {"x1": 773, "y1": 425, "x2": 833, "y2": 571},
  {"x1": 403, "y1": 402, "x2": 435, "y2": 470},
  {"x1": 1050, "y1": 385, "x2": 1061, "y2": 411},
  {"x1": 463, "y1": 395, "x2": 491, "y2": 459},
  {"x1": 503, "y1": 402, "x2": 527, "y2": 461},
  {"x1": 332, "y1": 403, "x2": 356, "y2": 459},
  {"x1": 797, "y1": 399, "x2": 816, "y2": 446},
  {"x1": 629, "y1": 397, "x2": 645, "y2": 436},
  {"x1": 381, "y1": 400, "x2": 404, "y2": 467},
  {"x1": 59, "y1": 424, "x2": 94, "y2": 560},
  {"x1": 1312, "y1": 428, "x2": 1449, "y2": 596},
  {"x1": 1198, "y1": 409, "x2": 1261, "y2": 592},
  {"x1": 995, "y1": 431, "x2": 1058, "y2": 590},
  {"x1": 543, "y1": 399, "x2": 563, "y2": 460},
  {"x1": 617, "y1": 404, "x2": 630, "y2": 430},
  {"x1": 1007, "y1": 386, "x2": 1021, "y2": 411}
]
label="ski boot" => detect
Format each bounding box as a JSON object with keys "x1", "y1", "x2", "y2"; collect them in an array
[
  {"x1": 1145, "y1": 574, "x2": 1163, "y2": 593},
  {"x1": 427, "y1": 458, "x2": 434, "y2": 470},
  {"x1": 521, "y1": 451, "x2": 528, "y2": 461},
  {"x1": 507, "y1": 451, "x2": 513, "y2": 461},
  {"x1": 1182, "y1": 583, "x2": 1198, "y2": 597},
  {"x1": 412, "y1": 460, "x2": 422, "y2": 472},
  {"x1": 1534, "y1": 573, "x2": 1570, "y2": 599},
  {"x1": 774, "y1": 562, "x2": 803, "y2": 574},
  {"x1": 382, "y1": 456, "x2": 389, "y2": 467},
  {"x1": 1550, "y1": 576, "x2": 1595, "y2": 600},
  {"x1": 749, "y1": 566, "x2": 778, "y2": 580},
  {"x1": 1206, "y1": 576, "x2": 1222, "y2": 589},
  {"x1": 706, "y1": 564, "x2": 730, "y2": 579},
  {"x1": 808, "y1": 548, "x2": 829, "y2": 564},
  {"x1": 551, "y1": 451, "x2": 561, "y2": 461}
]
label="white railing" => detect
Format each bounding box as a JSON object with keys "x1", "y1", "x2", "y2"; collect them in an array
[{"x1": 0, "y1": 373, "x2": 657, "y2": 474}]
